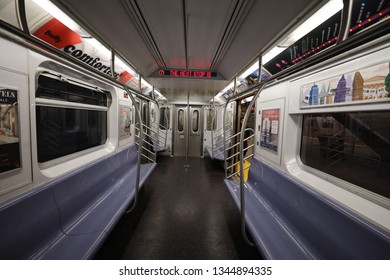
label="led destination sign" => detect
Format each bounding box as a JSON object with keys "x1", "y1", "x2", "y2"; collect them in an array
[{"x1": 152, "y1": 69, "x2": 222, "y2": 79}]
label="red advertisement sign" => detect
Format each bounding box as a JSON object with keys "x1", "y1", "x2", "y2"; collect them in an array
[{"x1": 33, "y1": 18, "x2": 82, "y2": 49}]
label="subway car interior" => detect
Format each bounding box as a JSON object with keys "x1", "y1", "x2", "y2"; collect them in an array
[{"x1": 0, "y1": 0, "x2": 390, "y2": 260}]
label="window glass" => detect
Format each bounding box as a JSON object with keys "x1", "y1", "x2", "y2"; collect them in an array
[
  {"x1": 159, "y1": 107, "x2": 170, "y2": 129},
  {"x1": 36, "y1": 74, "x2": 108, "y2": 162},
  {"x1": 177, "y1": 109, "x2": 184, "y2": 132},
  {"x1": 192, "y1": 110, "x2": 199, "y2": 133},
  {"x1": 36, "y1": 107, "x2": 107, "y2": 162},
  {"x1": 301, "y1": 111, "x2": 390, "y2": 199},
  {"x1": 206, "y1": 108, "x2": 216, "y2": 131}
]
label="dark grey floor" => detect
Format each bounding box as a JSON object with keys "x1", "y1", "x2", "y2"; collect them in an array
[{"x1": 94, "y1": 156, "x2": 263, "y2": 260}]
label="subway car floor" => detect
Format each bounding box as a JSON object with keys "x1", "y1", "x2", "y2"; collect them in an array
[{"x1": 94, "y1": 155, "x2": 263, "y2": 260}]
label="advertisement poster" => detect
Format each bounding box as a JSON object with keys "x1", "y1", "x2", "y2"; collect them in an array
[
  {"x1": 263, "y1": 0, "x2": 390, "y2": 75},
  {"x1": 32, "y1": 17, "x2": 140, "y2": 91},
  {"x1": 349, "y1": 0, "x2": 390, "y2": 36},
  {"x1": 300, "y1": 62, "x2": 390, "y2": 108},
  {"x1": 0, "y1": 88, "x2": 20, "y2": 173},
  {"x1": 260, "y1": 108, "x2": 280, "y2": 153},
  {"x1": 119, "y1": 105, "x2": 132, "y2": 140},
  {"x1": 264, "y1": 11, "x2": 341, "y2": 75}
]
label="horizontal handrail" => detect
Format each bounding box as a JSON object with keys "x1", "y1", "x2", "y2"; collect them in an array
[
  {"x1": 224, "y1": 128, "x2": 255, "y2": 178},
  {"x1": 226, "y1": 144, "x2": 254, "y2": 161},
  {"x1": 209, "y1": 124, "x2": 233, "y2": 159},
  {"x1": 226, "y1": 162, "x2": 252, "y2": 179},
  {"x1": 134, "y1": 123, "x2": 157, "y2": 163}
]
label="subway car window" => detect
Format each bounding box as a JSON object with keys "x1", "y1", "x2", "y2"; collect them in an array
[
  {"x1": 192, "y1": 110, "x2": 199, "y2": 133},
  {"x1": 36, "y1": 75, "x2": 108, "y2": 163},
  {"x1": 177, "y1": 109, "x2": 184, "y2": 132},
  {"x1": 300, "y1": 111, "x2": 390, "y2": 199},
  {"x1": 206, "y1": 108, "x2": 216, "y2": 131},
  {"x1": 159, "y1": 107, "x2": 170, "y2": 129},
  {"x1": 37, "y1": 75, "x2": 107, "y2": 106}
]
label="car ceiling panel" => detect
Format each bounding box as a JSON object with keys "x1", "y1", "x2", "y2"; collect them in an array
[
  {"x1": 186, "y1": 0, "x2": 237, "y2": 70},
  {"x1": 55, "y1": 0, "x2": 158, "y2": 76},
  {"x1": 54, "y1": 0, "x2": 324, "y2": 97},
  {"x1": 218, "y1": 0, "x2": 323, "y2": 79},
  {"x1": 136, "y1": 0, "x2": 185, "y2": 70}
]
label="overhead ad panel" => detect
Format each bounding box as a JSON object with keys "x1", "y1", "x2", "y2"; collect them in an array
[{"x1": 264, "y1": 0, "x2": 390, "y2": 76}]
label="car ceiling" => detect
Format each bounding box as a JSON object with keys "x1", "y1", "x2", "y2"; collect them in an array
[{"x1": 53, "y1": 0, "x2": 324, "y2": 103}]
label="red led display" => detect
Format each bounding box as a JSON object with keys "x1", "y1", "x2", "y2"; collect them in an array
[{"x1": 157, "y1": 69, "x2": 218, "y2": 79}]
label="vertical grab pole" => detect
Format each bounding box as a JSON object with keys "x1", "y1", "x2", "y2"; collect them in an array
[
  {"x1": 151, "y1": 88, "x2": 161, "y2": 158},
  {"x1": 164, "y1": 104, "x2": 169, "y2": 150},
  {"x1": 185, "y1": 90, "x2": 190, "y2": 170},
  {"x1": 239, "y1": 63, "x2": 267, "y2": 246},
  {"x1": 125, "y1": 86, "x2": 143, "y2": 214},
  {"x1": 222, "y1": 99, "x2": 231, "y2": 178},
  {"x1": 210, "y1": 95, "x2": 216, "y2": 159},
  {"x1": 210, "y1": 109, "x2": 214, "y2": 159},
  {"x1": 223, "y1": 78, "x2": 237, "y2": 177}
]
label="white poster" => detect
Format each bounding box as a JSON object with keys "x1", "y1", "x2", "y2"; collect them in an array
[
  {"x1": 119, "y1": 105, "x2": 132, "y2": 140},
  {"x1": 0, "y1": 88, "x2": 20, "y2": 173}
]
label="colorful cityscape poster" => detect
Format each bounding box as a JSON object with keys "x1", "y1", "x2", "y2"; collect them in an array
[
  {"x1": 260, "y1": 108, "x2": 280, "y2": 153},
  {"x1": 300, "y1": 61, "x2": 390, "y2": 108}
]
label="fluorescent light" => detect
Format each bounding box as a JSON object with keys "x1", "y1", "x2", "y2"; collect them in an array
[
  {"x1": 141, "y1": 78, "x2": 152, "y2": 90},
  {"x1": 83, "y1": 38, "x2": 111, "y2": 57},
  {"x1": 32, "y1": 0, "x2": 80, "y2": 32},
  {"x1": 214, "y1": 81, "x2": 235, "y2": 100},
  {"x1": 115, "y1": 56, "x2": 137, "y2": 76},
  {"x1": 239, "y1": 61, "x2": 258, "y2": 79},
  {"x1": 260, "y1": 0, "x2": 343, "y2": 64},
  {"x1": 222, "y1": 81, "x2": 235, "y2": 93},
  {"x1": 262, "y1": 46, "x2": 286, "y2": 64},
  {"x1": 280, "y1": 0, "x2": 343, "y2": 46}
]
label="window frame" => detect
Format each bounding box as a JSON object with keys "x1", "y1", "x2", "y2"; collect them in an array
[
  {"x1": 298, "y1": 110, "x2": 390, "y2": 207},
  {"x1": 35, "y1": 71, "x2": 110, "y2": 166}
]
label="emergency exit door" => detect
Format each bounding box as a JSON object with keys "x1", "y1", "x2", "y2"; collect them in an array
[{"x1": 174, "y1": 106, "x2": 203, "y2": 157}]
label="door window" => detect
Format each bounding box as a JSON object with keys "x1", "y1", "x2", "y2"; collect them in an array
[
  {"x1": 177, "y1": 109, "x2": 184, "y2": 132},
  {"x1": 192, "y1": 110, "x2": 199, "y2": 133}
]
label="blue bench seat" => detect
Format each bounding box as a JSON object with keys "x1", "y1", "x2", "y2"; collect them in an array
[
  {"x1": 225, "y1": 156, "x2": 390, "y2": 259},
  {"x1": 0, "y1": 145, "x2": 156, "y2": 259},
  {"x1": 205, "y1": 145, "x2": 226, "y2": 160}
]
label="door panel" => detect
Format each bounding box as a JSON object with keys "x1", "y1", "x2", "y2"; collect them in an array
[
  {"x1": 173, "y1": 106, "x2": 203, "y2": 157},
  {"x1": 174, "y1": 106, "x2": 187, "y2": 156},
  {"x1": 188, "y1": 106, "x2": 202, "y2": 157}
]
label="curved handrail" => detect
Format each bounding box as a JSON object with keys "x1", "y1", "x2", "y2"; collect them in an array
[
  {"x1": 337, "y1": 0, "x2": 353, "y2": 44},
  {"x1": 225, "y1": 128, "x2": 255, "y2": 176},
  {"x1": 223, "y1": 93, "x2": 236, "y2": 175},
  {"x1": 135, "y1": 121, "x2": 168, "y2": 161},
  {"x1": 239, "y1": 82, "x2": 267, "y2": 246}
]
